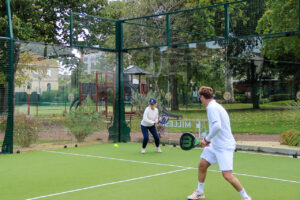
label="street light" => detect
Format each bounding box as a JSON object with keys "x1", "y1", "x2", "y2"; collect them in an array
[{"x1": 25, "y1": 84, "x2": 32, "y2": 115}]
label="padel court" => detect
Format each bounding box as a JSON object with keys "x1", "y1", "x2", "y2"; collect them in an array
[{"x1": 1, "y1": 143, "x2": 299, "y2": 200}]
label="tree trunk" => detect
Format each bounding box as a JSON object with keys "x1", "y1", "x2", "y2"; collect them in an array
[
  {"x1": 170, "y1": 72, "x2": 179, "y2": 111},
  {"x1": 251, "y1": 81, "x2": 260, "y2": 109},
  {"x1": 225, "y1": 66, "x2": 234, "y2": 102},
  {"x1": 293, "y1": 69, "x2": 300, "y2": 102},
  {"x1": 250, "y1": 61, "x2": 260, "y2": 109},
  {"x1": 168, "y1": 51, "x2": 179, "y2": 111}
]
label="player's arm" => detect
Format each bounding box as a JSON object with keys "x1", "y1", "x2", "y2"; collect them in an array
[
  {"x1": 154, "y1": 109, "x2": 159, "y2": 124},
  {"x1": 205, "y1": 108, "x2": 221, "y2": 142}
]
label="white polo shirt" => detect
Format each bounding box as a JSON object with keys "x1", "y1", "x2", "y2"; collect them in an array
[
  {"x1": 141, "y1": 106, "x2": 159, "y2": 127},
  {"x1": 205, "y1": 100, "x2": 236, "y2": 150}
]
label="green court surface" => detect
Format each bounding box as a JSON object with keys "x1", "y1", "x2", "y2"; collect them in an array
[{"x1": 1, "y1": 143, "x2": 299, "y2": 200}]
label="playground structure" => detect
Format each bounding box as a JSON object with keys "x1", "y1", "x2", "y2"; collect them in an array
[{"x1": 73, "y1": 65, "x2": 150, "y2": 116}]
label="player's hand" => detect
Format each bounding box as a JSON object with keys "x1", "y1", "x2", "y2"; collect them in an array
[
  {"x1": 200, "y1": 138, "x2": 210, "y2": 147},
  {"x1": 200, "y1": 139, "x2": 206, "y2": 146},
  {"x1": 154, "y1": 120, "x2": 159, "y2": 124}
]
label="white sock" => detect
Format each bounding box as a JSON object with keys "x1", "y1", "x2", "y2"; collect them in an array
[
  {"x1": 197, "y1": 182, "x2": 204, "y2": 193},
  {"x1": 239, "y1": 188, "x2": 249, "y2": 198}
]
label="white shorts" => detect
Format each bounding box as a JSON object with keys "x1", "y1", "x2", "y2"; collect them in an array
[{"x1": 200, "y1": 146, "x2": 234, "y2": 171}]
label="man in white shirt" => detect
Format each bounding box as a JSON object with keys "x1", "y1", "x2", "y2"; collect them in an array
[{"x1": 188, "y1": 86, "x2": 251, "y2": 200}]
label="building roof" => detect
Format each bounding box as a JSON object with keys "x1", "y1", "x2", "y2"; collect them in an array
[{"x1": 124, "y1": 65, "x2": 151, "y2": 75}]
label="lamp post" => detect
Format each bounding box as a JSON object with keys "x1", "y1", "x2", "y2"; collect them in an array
[{"x1": 26, "y1": 85, "x2": 32, "y2": 115}]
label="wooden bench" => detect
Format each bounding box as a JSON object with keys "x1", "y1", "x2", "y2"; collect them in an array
[
  {"x1": 125, "y1": 113, "x2": 135, "y2": 127},
  {"x1": 104, "y1": 113, "x2": 135, "y2": 128},
  {"x1": 104, "y1": 115, "x2": 113, "y2": 128}
]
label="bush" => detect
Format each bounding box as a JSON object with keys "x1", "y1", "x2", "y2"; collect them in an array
[
  {"x1": 280, "y1": 130, "x2": 300, "y2": 147},
  {"x1": 40, "y1": 90, "x2": 57, "y2": 102},
  {"x1": 235, "y1": 94, "x2": 247, "y2": 103},
  {"x1": 131, "y1": 90, "x2": 162, "y2": 116},
  {"x1": 260, "y1": 98, "x2": 270, "y2": 104},
  {"x1": 0, "y1": 113, "x2": 39, "y2": 147},
  {"x1": 269, "y1": 94, "x2": 291, "y2": 102},
  {"x1": 214, "y1": 91, "x2": 223, "y2": 99},
  {"x1": 64, "y1": 97, "x2": 102, "y2": 142}
]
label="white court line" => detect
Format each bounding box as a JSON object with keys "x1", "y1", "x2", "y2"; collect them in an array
[
  {"x1": 26, "y1": 168, "x2": 189, "y2": 200},
  {"x1": 44, "y1": 150, "x2": 192, "y2": 169},
  {"x1": 44, "y1": 150, "x2": 300, "y2": 184},
  {"x1": 207, "y1": 169, "x2": 300, "y2": 184}
]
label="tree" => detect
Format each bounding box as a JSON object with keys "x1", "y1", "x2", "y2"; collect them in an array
[
  {"x1": 183, "y1": 0, "x2": 264, "y2": 108},
  {"x1": 105, "y1": 0, "x2": 189, "y2": 111},
  {"x1": 257, "y1": 0, "x2": 300, "y2": 101},
  {"x1": 0, "y1": 0, "x2": 108, "y2": 113},
  {"x1": 1, "y1": 0, "x2": 108, "y2": 43}
]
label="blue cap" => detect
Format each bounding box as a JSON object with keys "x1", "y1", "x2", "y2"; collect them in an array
[{"x1": 149, "y1": 98, "x2": 156, "y2": 105}]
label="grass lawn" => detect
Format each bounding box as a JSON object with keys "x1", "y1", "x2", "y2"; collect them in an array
[
  {"x1": 130, "y1": 102, "x2": 300, "y2": 134},
  {"x1": 14, "y1": 101, "x2": 300, "y2": 135},
  {"x1": 0, "y1": 143, "x2": 299, "y2": 200}
]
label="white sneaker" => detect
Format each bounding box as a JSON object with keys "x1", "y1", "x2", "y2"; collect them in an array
[
  {"x1": 187, "y1": 189, "x2": 205, "y2": 200},
  {"x1": 141, "y1": 148, "x2": 146, "y2": 154},
  {"x1": 156, "y1": 147, "x2": 162, "y2": 153}
]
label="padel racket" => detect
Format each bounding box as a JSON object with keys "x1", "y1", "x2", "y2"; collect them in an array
[
  {"x1": 179, "y1": 132, "x2": 200, "y2": 151},
  {"x1": 158, "y1": 114, "x2": 169, "y2": 124}
]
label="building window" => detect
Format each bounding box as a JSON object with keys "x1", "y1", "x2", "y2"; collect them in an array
[
  {"x1": 47, "y1": 69, "x2": 52, "y2": 77},
  {"x1": 47, "y1": 83, "x2": 51, "y2": 91}
]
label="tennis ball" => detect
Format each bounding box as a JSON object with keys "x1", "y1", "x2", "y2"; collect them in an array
[{"x1": 114, "y1": 144, "x2": 119, "y2": 148}]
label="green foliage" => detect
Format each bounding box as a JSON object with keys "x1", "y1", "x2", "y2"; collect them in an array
[
  {"x1": 40, "y1": 91, "x2": 57, "y2": 102},
  {"x1": 269, "y1": 94, "x2": 291, "y2": 102},
  {"x1": 257, "y1": 0, "x2": 300, "y2": 61},
  {"x1": 287, "y1": 100, "x2": 300, "y2": 128},
  {"x1": 64, "y1": 97, "x2": 103, "y2": 142},
  {"x1": 40, "y1": 90, "x2": 69, "y2": 103},
  {"x1": 214, "y1": 91, "x2": 223, "y2": 99},
  {"x1": 130, "y1": 90, "x2": 162, "y2": 115},
  {"x1": 14, "y1": 114, "x2": 39, "y2": 147},
  {"x1": 0, "y1": 113, "x2": 39, "y2": 147},
  {"x1": 260, "y1": 98, "x2": 270, "y2": 104},
  {"x1": 235, "y1": 94, "x2": 247, "y2": 103},
  {"x1": 0, "y1": 0, "x2": 108, "y2": 43},
  {"x1": 280, "y1": 130, "x2": 300, "y2": 147}
]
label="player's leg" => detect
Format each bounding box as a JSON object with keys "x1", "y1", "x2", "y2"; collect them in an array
[
  {"x1": 217, "y1": 150, "x2": 251, "y2": 200},
  {"x1": 141, "y1": 125, "x2": 149, "y2": 153},
  {"x1": 198, "y1": 158, "x2": 210, "y2": 183},
  {"x1": 222, "y1": 171, "x2": 251, "y2": 200},
  {"x1": 149, "y1": 125, "x2": 161, "y2": 152},
  {"x1": 222, "y1": 171, "x2": 242, "y2": 191},
  {"x1": 188, "y1": 147, "x2": 216, "y2": 200}
]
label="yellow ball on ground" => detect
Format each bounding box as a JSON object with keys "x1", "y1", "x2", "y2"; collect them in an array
[{"x1": 114, "y1": 144, "x2": 119, "y2": 148}]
